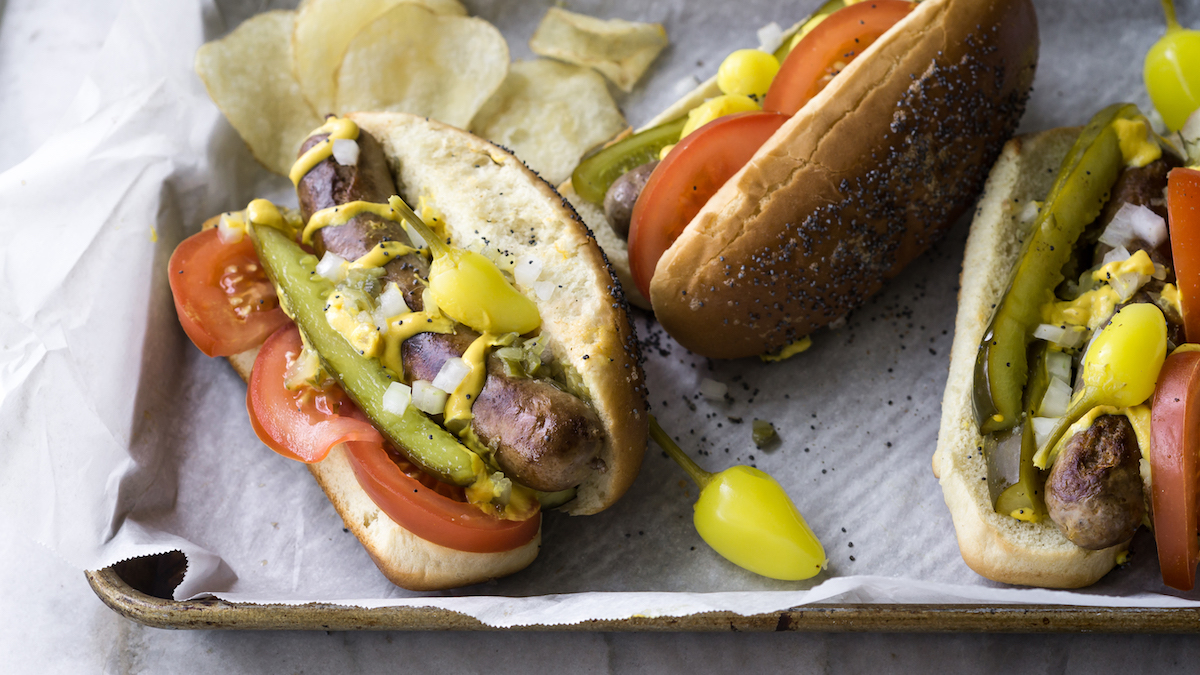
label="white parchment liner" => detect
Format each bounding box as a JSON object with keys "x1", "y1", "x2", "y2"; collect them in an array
[{"x1": 2, "y1": 0, "x2": 1199, "y2": 628}]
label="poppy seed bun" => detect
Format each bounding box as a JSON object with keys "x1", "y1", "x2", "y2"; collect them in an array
[
  {"x1": 203, "y1": 113, "x2": 647, "y2": 589},
  {"x1": 351, "y1": 112, "x2": 647, "y2": 516},
  {"x1": 225, "y1": 347, "x2": 540, "y2": 591},
  {"x1": 650, "y1": 0, "x2": 1039, "y2": 359},
  {"x1": 934, "y1": 128, "x2": 1126, "y2": 589}
]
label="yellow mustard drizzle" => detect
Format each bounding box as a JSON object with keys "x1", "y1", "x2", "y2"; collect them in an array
[
  {"x1": 1112, "y1": 118, "x2": 1163, "y2": 168},
  {"x1": 445, "y1": 333, "x2": 504, "y2": 431},
  {"x1": 1160, "y1": 283, "x2": 1183, "y2": 316},
  {"x1": 302, "y1": 200, "x2": 402, "y2": 245},
  {"x1": 1042, "y1": 286, "x2": 1121, "y2": 331},
  {"x1": 1044, "y1": 404, "x2": 1152, "y2": 468},
  {"x1": 289, "y1": 116, "x2": 359, "y2": 186},
  {"x1": 325, "y1": 292, "x2": 383, "y2": 357},
  {"x1": 418, "y1": 196, "x2": 448, "y2": 240},
  {"x1": 379, "y1": 311, "x2": 455, "y2": 377},
  {"x1": 1092, "y1": 249, "x2": 1156, "y2": 282},
  {"x1": 760, "y1": 336, "x2": 813, "y2": 362},
  {"x1": 349, "y1": 241, "x2": 420, "y2": 270}
]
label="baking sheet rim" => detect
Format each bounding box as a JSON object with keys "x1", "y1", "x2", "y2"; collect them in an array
[{"x1": 85, "y1": 566, "x2": 1200, "y2": 632}]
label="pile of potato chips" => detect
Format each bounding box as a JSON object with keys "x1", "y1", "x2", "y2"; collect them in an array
[{"x1": 196, "y1": 0, "x2": 667, "y2": 185}]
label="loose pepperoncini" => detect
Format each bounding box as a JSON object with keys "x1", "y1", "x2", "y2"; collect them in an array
[{"x1": 650, "y1": 417, "x2": 826, "y2": 580}]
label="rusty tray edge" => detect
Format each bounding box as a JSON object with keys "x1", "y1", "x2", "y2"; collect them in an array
[{"x1": 86, "y1": 565, "x2": 1200, "y2": 633}]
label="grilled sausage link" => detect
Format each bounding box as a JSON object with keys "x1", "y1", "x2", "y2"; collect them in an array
[
  {"x1": 1044, "y1": 415, "x2": 1145, "y2": 550},
  {"x1": 297, "y1": 130, "x2": 604, "y2": 492}
]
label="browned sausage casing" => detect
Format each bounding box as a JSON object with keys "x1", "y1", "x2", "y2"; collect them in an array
[
  {"x1": 297, "y1": 131, "x2": 604, "y2": 493},
  {"x1": 1044, "y1": 415, "x2": 1145, "y2": 550}
]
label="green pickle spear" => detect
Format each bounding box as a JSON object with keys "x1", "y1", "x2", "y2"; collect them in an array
[
  {"x1": 650, "y1": 417, "x2": 826, "y2": 580},
  {"x1": 251, "y1": 223, "x2": 482, "y2": 487},
  {"x1": 992, "y1": 344, "x2": 1051, "y2": 521},
  {"x1": 572, "y1": 117, "x2": 686, "y2": 205},
  {"x1": 974, "y1": 103, "x2": 1139, "y2": 434}
]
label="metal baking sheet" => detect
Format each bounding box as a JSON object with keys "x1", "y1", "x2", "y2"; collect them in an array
[{"x1": 14, "y1": 0, "x2": 1200, "y2": 628}]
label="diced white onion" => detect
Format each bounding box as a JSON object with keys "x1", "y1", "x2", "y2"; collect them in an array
[
  {"x1": 432, "y1": 357, "x2": 471, "y2": 393},
  {"x1": 411, "y1": 380, "x2": 448, "y2": 415},
  {"x1": 404, "y1": 223, "x2": 427, "y2": 249},
  {"x1": 1109, "y1": 270, "x2": 1150, "y2": 302},
  {"x1": 1038, "y1": 377, "x2": 1073, "y2": 418},
  {"x1": 315, "y1": 251, "x2": 348, "y2": 282},
  {"x1": 756, "y1": 22, "x2": 784, "y2": 53},
  {"x1": 534, "y1": 280, "x2": 557, "y2": 301},
  {"x1": 699, "y1": 378, "x2": 728, "y2": 401},
  {"x1": 1099, "y1": 203, "x2": 1167, "y2": 250},
  {"x1": 1046, "y1": 350, "x2": 1073, "y2": 384},
  {"x1": 514, "y1": 255, "x2": 544, "y2": 287},
  {"x1": 1101, "y1": 245, "x2": 1131, "y2": 267},
  {"x1": 377, "y1": 283, "x2": 409, "y2": 319},
  {"x1": 1018, "y1": 200, "x2": 1041, "y2": 226},
  {"x1": 1032, "y1": 416, "x2": 1058, "y2": 449},
  {"x1": 332, "y1": 138, "x2": 360, "y2": 166},
  {"x1": 1032, "y1": 323, "x2": 1085, "y2": 349},
  {"x1": 381, "y1": 382, "x2": 412, "y2": 416},
  {"x1": 216, "y1": 213, "x2": 246, "y2": 244},
  {"x1": 1153, "y1": 263, "x2": 1168, "y2": 281},
  {"x1": 421, "y1": 287, "x2": 440, "y2": 316}
]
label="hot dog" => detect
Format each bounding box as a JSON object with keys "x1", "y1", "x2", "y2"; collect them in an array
[
  {"x1": 169, "y1": 112, "x2": 647, "y2": 590},
  {"x1": 935, "y1": 103, "x2": 1200, "y2": 589},
  {"x1": 562, "y1": 0, "x2": 1039, "y2": 359}
]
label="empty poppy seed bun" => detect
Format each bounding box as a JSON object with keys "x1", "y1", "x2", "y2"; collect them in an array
[
  {"x1": 351, "y1": 111, "x2": 647, "y2": 516},
  {"x1": 933, "y1": 128, "x2": 1126, "y2": 589},
  {"x1": 649, "y1": 0, "x2": 1039, "y2": 359}
]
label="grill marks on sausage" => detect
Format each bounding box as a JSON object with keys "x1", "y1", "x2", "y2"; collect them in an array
[
  {"x1": 1044, "y1": 415, "x2": 1145, "y2": 550},
  {"x1": 296, "y1": 129, "x2": 604, "y2": 493}
]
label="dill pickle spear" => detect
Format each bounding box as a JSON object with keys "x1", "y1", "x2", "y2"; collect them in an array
[
  {"x1": 992, "y1": 344, "x2": 1050, "y2": 521},
  {"x1": 571, "y1": 117, "x2": 686, "y2": 205},
  {"x1": 974, "y1": 103, "x2": 1139, "y2": 434},
  {"x1": 252, "y1": 224, "x2": 481, "y2": 487}
]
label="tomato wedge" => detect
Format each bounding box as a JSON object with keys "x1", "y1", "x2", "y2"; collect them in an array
[
  {"x1": 1168, "y1": 167, "x2": 1200, "y2": 342},
  {"x1": 247, "y1": 325, "x2": 539, "y2": 553},
  {"x1": 345, "y1": 440, "x2": 540, "y2": 553},
  {"x1": 628, "y1": 111, "x2": 789, "y2": 301},
  {"x1": 1150, "y1": 350, "x2": 1200, "y2": 591},
  {"x1": 248, "y1": 325, "x2": 383, "y2": 463},
  {"x1": 168, "y1": 228, "x2": 290, "y2": 356},
  {"x1": 763, "y1": 0, "x2": 914, "y2": 115}
]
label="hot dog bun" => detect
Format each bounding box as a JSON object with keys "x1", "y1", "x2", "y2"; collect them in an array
[
  {"x1": 214, "y1": 113, "x2": 646, "y2": 589},
  {"x1": 933, "y1": 128, "x2": 1126, "y2": 589},
  {"x1": 227, "y1": 348, "x2": 540, "y2": 591},
  {"x1": 583, "y1": 0, "x2": 1037, "y2": 359}
]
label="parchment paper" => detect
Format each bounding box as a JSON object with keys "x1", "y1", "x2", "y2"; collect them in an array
[{"x1": 3, "y1": 0, "x2": 1199, "y2": 628}]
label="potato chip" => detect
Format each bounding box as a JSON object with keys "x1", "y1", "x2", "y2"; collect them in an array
[
  {"x1": 529, "y1": 8, "x2": 668, "y2": 93},
  {"x1": 334, "y1": 5, "x2": 508, "y2": 130},
  {"x1": 195, "y1": 11, "x2": 323, "y2": 176},
  {"x1": 292, "y1": 0, "x2": 468, "y2": 115},
  {"x1": 470, "y1": 60, "x2": 627, "y2": 186}
]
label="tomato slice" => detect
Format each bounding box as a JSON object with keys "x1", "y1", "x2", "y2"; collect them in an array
[
  {"x1": 1168, "y1": 167, "x2": 1200, "y2": 342},
  {"x1": 247, "y1": 325, "x2": 383, "y2": 463},
  {"x1": 762, "y1": 0, "x2": 914, "y2": 116},
  {"x1": 628, "y1": 111, "x2": 789, "y2": 302},
  {"x1": 247, "y1": 325, "x2": 539, "y2": 553},
  {"x1": 1150, "y1": 350, "x2": 1200, "y2": 591},
  {"x1": 345, "y1": 440, "x2": 540, "y2": 553},
  {"x1": 168, "y1": 228, "x2": 291, "y2": 357}
]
